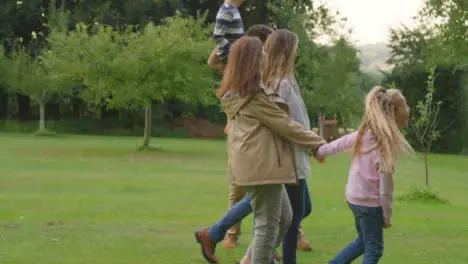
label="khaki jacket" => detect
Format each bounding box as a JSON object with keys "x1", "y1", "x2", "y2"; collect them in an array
[{"x1": 221, "y1": 89, "x2": 326, "y2": 186}]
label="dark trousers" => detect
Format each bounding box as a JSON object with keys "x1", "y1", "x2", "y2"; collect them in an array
[{"x1": 282, "y1": 179, "x2": 309, "y2": 264}]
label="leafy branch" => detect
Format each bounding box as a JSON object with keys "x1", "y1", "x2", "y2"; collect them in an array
[{"x1": 411, "y1": 66, "x2": 442, "y2": 188}]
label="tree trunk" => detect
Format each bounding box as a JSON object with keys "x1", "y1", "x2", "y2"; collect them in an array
[
  {"x1": 318, "y1": 112, "x2": 324, "y2": 137},
  {"x1": 342, "y1": 114, "x2": 348, "y2": 135},
  {"x1": 424, "y1": 149, "x2": 429, "y2": 189},
  {"x1": 38, "y1": 101, "x2": 46, "y2": 133},
  {"x1": 141, "y1": 100, "x2": 152, "y2": 149}
]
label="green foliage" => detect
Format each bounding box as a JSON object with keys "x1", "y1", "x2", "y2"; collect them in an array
[
  {"x1": 384, "y1": 64, "x2": 467, "y2": 154},
  {"x1": 386, "y1": 10, "x2": 468, "y2": 155},
  {"x1": 69, "y1": 14, "x2": 215, "y2": 109},
  {"x1": 420, "y1": 0, "x2": 468, "y2": 67},
  {"x1": 7, "y1": 50, "x2": 40, "y2": 101},
  {"x1": 359, "y1": 71, "x2": 382, "y2": 92},
  {"x1": 388, "y1": 25, "x2": 430, "y2": 66},
  {"x1": 4, "y1": 29, "x2": 77, "y2": 132},
  {"x1": 55, "y1": 14, "x2": 217, "y2": 147},
  {"x1": 306, "y1": 38, "x2": 362, "y2": 116},
  {"x1": 412, "y1": 67, "x2": 442, "y2": 149},
  {"x1": 109, "y1": 14, "x2": 215, "y2": 108},
  {"x1": 76, "y1": 23, "x2": 133, "y2": 106},
  {"x1": 6, "y1": 30, "x2": 76, "y2": 106}
]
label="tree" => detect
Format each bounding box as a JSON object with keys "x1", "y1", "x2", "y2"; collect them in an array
[
  {"x1": 412, "y1": 67, "x2": 441, "y2": 188},
  {"x1": 4, "y1": 4, "x2": 79, "y2": 134},
  {"x1": 6, "y1": 44, "x2": 75, "y2": 134},
  {"x1": 386, "y1": 8, "x2": 468, "y2": 155},
  {"x1": 86, "y1": 14, "x2": 215, "y2": 149},
  {"x1": 387, "y1": 25, "x2": 431, "y2": 67},
  {"x1": 419, "y1": 0, "x2": 468, "y2": 67}
]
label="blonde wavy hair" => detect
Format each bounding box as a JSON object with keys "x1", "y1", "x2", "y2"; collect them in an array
[
  {"x1": 263, "y1": 29, "x2": 298, "y2": 91},
  {"x1": 353, "y1": 86, "x2": 414, "y2": 174}
]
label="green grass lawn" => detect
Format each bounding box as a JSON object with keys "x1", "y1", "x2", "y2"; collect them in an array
[{"x1": 1, "y1": 133, "x2": 468, "y2": 264}]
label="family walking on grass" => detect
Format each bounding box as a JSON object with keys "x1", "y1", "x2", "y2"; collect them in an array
[{"x1": 195, "y1": 1, "x2": 414, "y2": 264}]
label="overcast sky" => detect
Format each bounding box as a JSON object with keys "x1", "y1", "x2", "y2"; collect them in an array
[{"x1": 324, "y1": 0, "x2": 426, "y2": 45}]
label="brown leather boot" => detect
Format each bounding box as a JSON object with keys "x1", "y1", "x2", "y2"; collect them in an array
[
  {"x1": 297, "y1": 230, "x2": 313, "y2": 251},
  {"x1": 222, "y1": 234, "x2": 237, "y2": 248},
  {"x1": 194, "y1": 228, "x2": 218, "y2": 263}
]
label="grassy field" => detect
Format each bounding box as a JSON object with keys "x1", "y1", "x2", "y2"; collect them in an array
[{"x1": 0, "y1": 133, "x2": 467, "y2": 264}]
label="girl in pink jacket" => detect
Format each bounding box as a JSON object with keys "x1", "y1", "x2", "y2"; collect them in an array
[{"x1": 317, "y1": 86, "x2": 414, "y2": 264}]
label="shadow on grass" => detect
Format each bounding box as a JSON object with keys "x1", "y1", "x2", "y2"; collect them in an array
[
  {"x1": 397, "y1": 187, "x2": 449, "y2": 204},
  {"x1": 137, "y1": 145, "x2": 165, "y2": 152}
]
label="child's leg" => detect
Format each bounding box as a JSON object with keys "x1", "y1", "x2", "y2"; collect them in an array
[
  {"x1": 209, "y1": 195, "x2": 252, "y2": 243},
  {"x1": 247, "y1": 184, "x2": 286, "y2": 264},
  {"x1": 359, "y1": 207, "x2": 384, "y2": 264},
  {"x1": 225, "y1": 183, "x2": 246, "y2": 241},
  {"x1": 329, "y1": 203, "x2": 364, "y2": 264},
  {"x1": 329, "y1": 203, "x2": 384, "y2": 264}
]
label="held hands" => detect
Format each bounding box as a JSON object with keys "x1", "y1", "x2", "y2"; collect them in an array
[
  {"x1": 313, "y1": 152, "x2": 325, "y2": 163},
  {"x1": 310, "y1": 145, "x2": 325, "y2": 163}
]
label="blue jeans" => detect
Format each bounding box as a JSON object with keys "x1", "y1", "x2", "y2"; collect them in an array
[
  {"x1": 282, "y1": 179, "x2": 308, "y2": 264},
  {"x1": 209, "y1": 194, "x2": 252, "y2": 243},
  {"x1": 208, "y1": 181, "x2": 312, "y2": 245},
  {"x1": 329, "y1": 202, "x2": 384, "y2": 264}
]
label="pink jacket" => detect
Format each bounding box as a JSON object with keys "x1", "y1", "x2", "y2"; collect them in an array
[{"x1": 317, "y1": 130, "x2": 394, "y2": 223}]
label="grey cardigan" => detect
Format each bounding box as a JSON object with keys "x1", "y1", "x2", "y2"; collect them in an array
[{"x1": 277, "y1": 76, "x2": 311, "y2": 180}]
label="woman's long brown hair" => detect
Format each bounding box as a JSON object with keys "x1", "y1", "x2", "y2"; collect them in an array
[
  {"x1": 263, "y1": 29, "x2": 298, "y2": 91},
  {"x1": 217, "y1": 36, "x2": 264, "y2": 98}
]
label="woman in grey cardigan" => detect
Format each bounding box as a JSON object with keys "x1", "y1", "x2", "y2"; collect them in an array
[{"x1": 262, "y1": 29, "x2": 318, "y2": 264}]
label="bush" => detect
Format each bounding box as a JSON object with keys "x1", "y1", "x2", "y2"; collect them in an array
[{"x1": 397, "y1": 187, "x2": 448, "y2": 204}]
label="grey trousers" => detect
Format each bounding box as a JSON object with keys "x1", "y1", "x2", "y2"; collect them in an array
[{"x1": 245, "y1": 184, "x2": 293, "y2": 264}]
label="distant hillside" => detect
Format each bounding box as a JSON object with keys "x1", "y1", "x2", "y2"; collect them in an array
[{"x1": 358, "y1": 43, "x2": 393, "y2": 73}]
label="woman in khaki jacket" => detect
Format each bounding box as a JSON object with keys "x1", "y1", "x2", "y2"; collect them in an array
[{"x1": 216, "y1": 35, "x2": 326, "y2": 264}]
